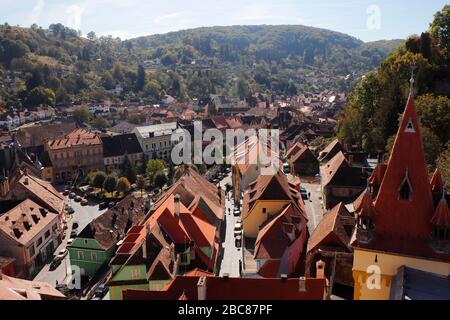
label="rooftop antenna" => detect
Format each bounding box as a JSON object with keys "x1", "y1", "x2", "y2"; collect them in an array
[{"x1": 409, "y1": 64, "x2": 416, "y2": 97}]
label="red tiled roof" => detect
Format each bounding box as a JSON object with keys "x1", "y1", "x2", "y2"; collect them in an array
[
  {"x1": 286, "y1": 142, "x2": 305, "y2": 159},
  {"x1": 355, "y1": 95, "x2": 450, "y2": 261},
  {"x1": 353, "y1": 189, "x2": 376, "y2": 219},
  {"x1": 123, "y1": 275, "x2": 326, "y2": 300},
  {"x1": 430, "y1": 168, "x2": 444, "y2": 194},
  {"x1": 47, "y1": 128, "x2": 101, "y2": 150},
  {"x1": 430, "y1": 197, "x2": 450, "y2": 228},
  {"x1": 307, "y1": 203, "x2": 353, "y2": 253}
]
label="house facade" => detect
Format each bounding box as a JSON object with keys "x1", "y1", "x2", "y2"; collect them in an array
[{"x1": 46, "y1": 128, "x2": 104, "y2": 182}]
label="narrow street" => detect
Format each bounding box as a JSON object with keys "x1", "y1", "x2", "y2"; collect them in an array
[
  {"x1": 300, "y1": 181, "x2": 326, "y2": 233},
  {"x1": 218, "y1": 173, "x2": 242, "y2": 277}
]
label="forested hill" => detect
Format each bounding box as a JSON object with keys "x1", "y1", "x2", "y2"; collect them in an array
[{"x1": 0, "y1": 23, "x2": 402, "y2": 107}]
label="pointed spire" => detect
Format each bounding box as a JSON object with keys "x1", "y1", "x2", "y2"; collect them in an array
[
  {"x1": 409, "y1": 64, "x2": 416, "y2": 98},
  {"x1": 430, "y1": 168, "x2": 444, "y2": 194},
  {"x1": 431, "y1": 192, "x2": 450, "y2": 228}
]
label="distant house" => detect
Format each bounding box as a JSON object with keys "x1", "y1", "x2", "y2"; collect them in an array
[
  {"x1": 0, "y1": 199, "x2": 61, "y2": 278},
  {"x1": 108, "y1": 191, "x2": 220, "y2": 300},
  {"x1": 68, "y1": 195, "x2": 147, "y2": 279},
  {"x1": 46, "y1": 128, "x2": 104, "y2": 182},
  {"x1": 229, "y1": 136, "x2": 280, "y2": 202},
  {"x1": 318, "y1": 139, "x2": 344, "y2": 163},
  {"x1": 286, "y1": 143, "x2": 319, "y2": 177},
  {"x1": 320, "y1": 152, "x2": 368, "y2": 210},
  {"x1": 101, "y1": 133, "x2": 144, "y2": 172},
  {"x1": 254, "y1": 202, "x2": 308, "y2": 278},
  {"x1": 242, "y1": 171, "x2": 305, "y2": 239},
  {"x1": 132, "y1": 122, "x2": 183, "y2": 161}
]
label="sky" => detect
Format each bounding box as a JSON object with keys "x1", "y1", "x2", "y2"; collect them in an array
[{"x1": 0, "y1": 0, "x2": 447, "y2": 42}]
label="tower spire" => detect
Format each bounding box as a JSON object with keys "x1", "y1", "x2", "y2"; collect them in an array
[{"x1": 409, "y1": 64, "x2": 416, "y2": 97}]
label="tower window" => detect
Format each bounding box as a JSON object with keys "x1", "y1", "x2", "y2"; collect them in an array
[
  {"x1": 398, "y1": 171, "x2": 412, "y2": 201},
  {"x1": 405, "y1": 118, "x2": 416, "y2": 133}
]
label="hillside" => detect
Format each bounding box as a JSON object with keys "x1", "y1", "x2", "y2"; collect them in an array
[{"x1": 0, "y1": 23, "x2": 402, "y2": 108}]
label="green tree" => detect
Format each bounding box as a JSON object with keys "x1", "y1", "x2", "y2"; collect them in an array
[
  {"x1": 92, "y1": 117, "x2": 108, "y2": 130},
  {"x1": 103, "y1": 174, "x2": 118, "y2": 194},
  {"x1": 153, "y1": 170, "x2": 168, "y2": 190},
  {"x1": 117, "y1": 177, "x2": 131, "y2": 195},
  {"x1": 0, "y1": 39, "x2": 29, "y2": 67},
  {"x1": 92, "y1": 171, "x2": 107, "y2": 191},
  {"x1": 429, "y1": 5, "x2": 450, "y2": 53},
  {"x1": 135, "y1": 65, "x2": 146, "y2": 92},
  {"x1": 146, "y1": 159, "x2": 167, "y2": 182},
  {"x1": 73, "y1": 106, "x2": 90, "y2": 125},
  {"x1": 436, "y1": 142, "x2": 450, "y2": 192},
  {"x1": 25, "y1": 87, "x2": 56, "y2": 108},
  {"x1": 416, "y1": 94, "x2": 450, "y2": 144},
  {"x1": 101, "y1": 72, "x2": 115, "y2": 90}
]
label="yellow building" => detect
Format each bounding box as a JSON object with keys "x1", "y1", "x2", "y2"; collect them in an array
[
  {"x1": 242, "y1": 171, "x2": 301, "y2": 238},
  {"x1": 351, "y1": 93, "x2": 450, "y2": 300}
]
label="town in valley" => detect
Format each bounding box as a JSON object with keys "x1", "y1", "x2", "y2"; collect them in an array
[{"x1": 0, "y1": 1, "x2": 449, "y2": 302}]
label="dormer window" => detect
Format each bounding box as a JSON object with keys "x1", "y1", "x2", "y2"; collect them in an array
[{"x1": 398, "y1": 171, "x2": 412, "y2": 201}]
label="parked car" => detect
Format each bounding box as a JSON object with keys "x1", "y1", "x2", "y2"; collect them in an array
[
  {"x1": 81, "y1": 198, "x2": 89, "y2": 206},
  {"x1": 94, "y1": 284, "x2": 109, "y2": 298},
  {"x1": 99, "y1": 202, "x2": 108, "y2": 210},
  {"x1": 233, "y1": 208, "x2": 240, "y2": 217},
  {"x1": 67, "y1": 206, "x2": 75, "y2": 214},
  {"x1": 108, "y1": 202, "x2": 116, "y2": 208},
  {"x1": 235, "y1": 235, "x2": 242, "y2": 247},
  {"x1": 49, "y1": 258, "x2": 62, "y2": 271},
  {"x1": 70, "y1": 230, "x2": 77, "y2": 238},
  {"x1": 67, "y1": 238, "x2": 74, "y2": 246},
  {"x1": 69, "y1": 192, "x2": 76, "y2": 199},
  {"x1": 72, "y1": 222, "x2": 79, "y2": 230},
  {"x1": 300, "y1": 187, "x2": 308, "y2": 200},
  {"x1": 56, "y1": 249, "x2": 68, "y2": 260},
  {"x1": 63, "y1": 189, "x2": 70, "y2": 196},
  {"x1": 74, "y1": 196, "x2": 82, "y2": 202},
  {"x1": 234, "y1": 222, "x2": 242, "y2": 233}
]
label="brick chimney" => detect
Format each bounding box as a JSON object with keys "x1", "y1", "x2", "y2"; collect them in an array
[
  {"x1": 0, "y1": 176, "x2": 10, "y2": 197},
  {"x1": 316, "y1": 260, "x2": 326, "y2": 279},
  {"x1": 174, "y1": 194, "x2": 180, "y2": 219},
  {"x1": 197, "y1": 276, "x2": 207, "y2": 300},
  {"x1": 142, "y1": 223, "x2": 150, "y2": 259}
]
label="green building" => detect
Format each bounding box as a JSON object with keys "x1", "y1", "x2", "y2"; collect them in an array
[{"x1": 68, "y1": 195, "x2": 147, "y2": 280}]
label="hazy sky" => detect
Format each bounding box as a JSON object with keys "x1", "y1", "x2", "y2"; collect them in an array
[{"x1": 0, "y1": 0, "x2": 447, "y2": 42}]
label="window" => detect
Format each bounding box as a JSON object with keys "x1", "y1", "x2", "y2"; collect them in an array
[
  {"x1": 45, "y1": 230, "x2": 51, "y2": 239},
  {"x1": 28, "y1": 245, "x2": 35, "y2": 257},
  {"x1": 262, "y1": 208, "x2": 267, "y2": 214},
  {"x1": 399, "y1": 171, "x2": 412, "y2": 201},
  {"x1": 131, "y1": 268, "x2": 141, "y2": 279},
  {"x1": 52, "y1": 224, "x2": 57, "y2": 231},
  {"x1": 91, "y1": 252, "x2": 97, "y2": 261},
  {"x1": 37, "y1": 237, "x2": 43, "y2": 247},
  {"x1": 77, "y1": 251, "x2": 84, "y2": 260}
]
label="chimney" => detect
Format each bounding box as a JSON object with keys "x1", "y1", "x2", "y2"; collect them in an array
[
  {"x1": 316, "y1": 260, "x2": 325, "y2": 279},
  {"x1": 0, "y1": 175, "x2": 10, "y2": 197},
  {"x1": 142, "y1": 223, "x2": 150, "y2": 259},
  {"x1": 281, "y1": 274, "x2": 288, "y2": 281},
  {"x1": 174, "y1": 194, "x2": 180, "y2": 218},
  {"x1": 299, "y1": 277, "x2": 307, "y2": 292},
  {"x1": 197, "y1": 276, "x2": 207, "y2": 300}
]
